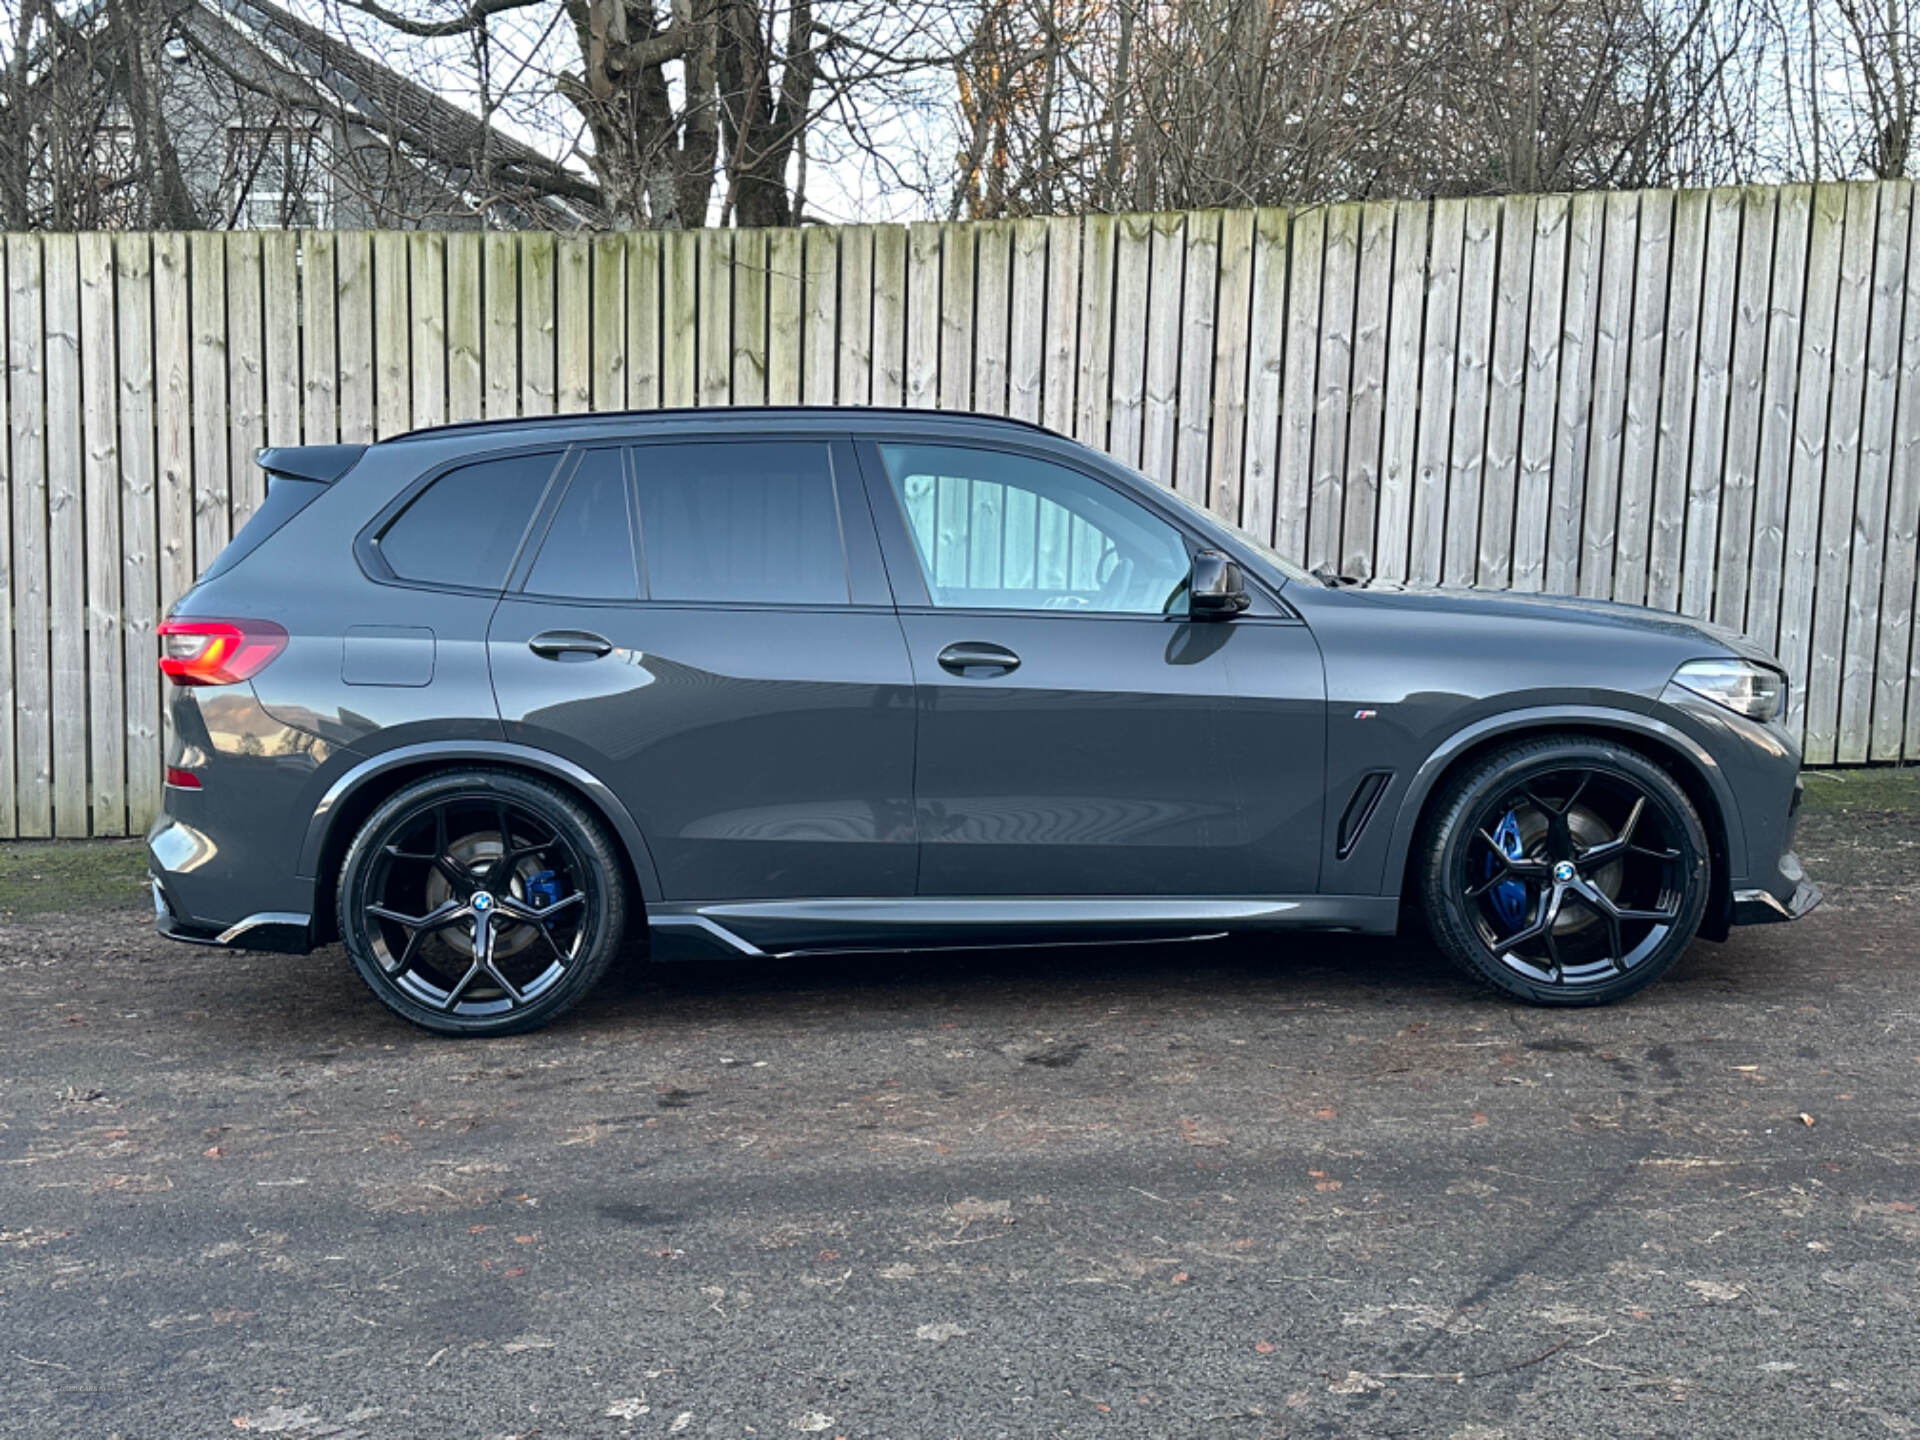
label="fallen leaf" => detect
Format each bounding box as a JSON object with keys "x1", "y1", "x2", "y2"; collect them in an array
[
  {"x1": 670, "y1": 1412, "x2": 693, "y2": 1433},
  {"x1": 502, "y1": 1333, "x2": 554, "y2": 1353},
  {"x1": 1471, "y1": 1112, "x2": 1489, "y2": 1126},
  {"x1": 229, "y1": 1407, "x2": 327, "y2": 1433},
  {"x1": 950, "y1": 1197, "x2": 1011, "y2": 1224},
  {"x1": 1315, "y1": 1180, "x2": 1343, "y2": 1192},
  {"x1": 1799, "y1": 1114, "x2": 1816, "y2": 1127},
  {"x1": 605, "y1": 1398, "x2": 650, "y2": 1420},
  {"x1": 1170, "y1": 1271, "x2": 1190, "y2": 1285},
  {"x1": 1686, "y1": 1280, "x2": 1743, "y2": 1302},
  {"x1": 916, "y1": 1321, "x2": 968, "y2": 1343},
  {"x1": 1313, "y1": 1107, "x2": 1338, "y2": 1120},
  {"x1": 793, "y1": 1413, "x2": 835, "y2": 1432},
  {"x1": 1255, "y1": 1341, "x2": 1276, "y2": 1354},
  {"x1": 503, "y1": 1266, "x2": 529, "y2": 1279},
  {"x1": 1329, "y1": 1370, "x2": 1384, "y2": 1394}
]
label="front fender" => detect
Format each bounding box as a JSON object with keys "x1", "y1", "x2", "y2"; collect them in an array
[
  {"x1": 297, "y1": 739, "x2": 665, "y2": 904},
  {"x1": 1375, "y1": 704, "x2": 1745, "y2": 901}
]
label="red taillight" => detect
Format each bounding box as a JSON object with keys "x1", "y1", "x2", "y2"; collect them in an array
[
  {"x1": 157, "y1": 618, "x2": 288, "y2": 686},
  {"x1": 164, "y1": 766, "x2": 201, "y2": 790}
]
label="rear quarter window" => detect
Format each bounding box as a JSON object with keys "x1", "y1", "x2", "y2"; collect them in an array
[{"x1": 376, "y1": 451, "x2": 559, "y2": 590}]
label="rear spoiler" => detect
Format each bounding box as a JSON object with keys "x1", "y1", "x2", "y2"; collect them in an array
[{"x1": 256, "y1": 444, "x2": 367, "y2": 484}]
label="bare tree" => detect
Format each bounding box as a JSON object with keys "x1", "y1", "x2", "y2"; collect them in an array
[
  {"x1": 947, "y1": 0, "x2": 1773, "y2": 216},
  {"x1": 324, "y1": 0, "x2": 958, "y2": 227},
  {"x1": 1833, "y1": 0, "x2": 1919, "y2": 173}
]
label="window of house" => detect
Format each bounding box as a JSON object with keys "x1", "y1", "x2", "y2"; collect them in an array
[{"x1": 226, "y1": 126, "x2": 330, "y2": 229}]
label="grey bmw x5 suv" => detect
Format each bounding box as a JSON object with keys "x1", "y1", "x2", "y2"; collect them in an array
[{"x1": 149, "y1": 407, "x2": 1819, "y2": 1035}]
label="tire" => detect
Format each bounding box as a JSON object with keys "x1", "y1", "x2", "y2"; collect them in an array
[
  {"x1": 336, "y1": 767, "x2": 628, "y2": 1036},
  {"x1": 1418, "y1": 734, "x2": 1710, "y2": 1007}
]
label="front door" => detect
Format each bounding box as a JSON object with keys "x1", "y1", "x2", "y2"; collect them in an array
[
  {"x1": 488, "y1": 439, "x2": 917, "y2": 902},
  {"x1": 860, "y1": 439, "x2": 1324, "y2": 898}
]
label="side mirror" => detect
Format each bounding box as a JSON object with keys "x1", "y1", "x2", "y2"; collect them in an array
[{"x1": 1188, "y1": 549, "x2": 1250, "y2": 620}]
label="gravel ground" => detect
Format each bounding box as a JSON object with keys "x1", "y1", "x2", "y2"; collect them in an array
[{"x1": 1, "y1": 771, "x2": 1916, "y2": 1440}]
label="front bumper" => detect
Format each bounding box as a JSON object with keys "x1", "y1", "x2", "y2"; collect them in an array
[{"x1": 1731, "y1": 849, "x2": 1822, "y2": 926}]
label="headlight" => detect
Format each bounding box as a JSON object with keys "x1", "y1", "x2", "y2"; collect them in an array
[{"x1": 1673, "y1": 658, "x2": 1786, "y2": 721}]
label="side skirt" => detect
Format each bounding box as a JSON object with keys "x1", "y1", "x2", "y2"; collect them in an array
[{"x1": 647, "y1": 895, "x2": 1400, "y2": 963}]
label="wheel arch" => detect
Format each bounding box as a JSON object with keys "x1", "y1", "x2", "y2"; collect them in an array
[
  {"x1": 300, "y1": 741, "x2": 663, "y2": 944},
  {"x1": 1382, "y1": 707, "x2": 1740, "y2": 941}
]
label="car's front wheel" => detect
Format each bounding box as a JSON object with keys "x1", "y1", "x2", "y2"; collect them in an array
[
  {"x1": 1419, "y1": 735, "x2": 1710, "y2": 1006},
  {"x1": 336, "y1": 768, "x2": 628, "y2": 1036}
]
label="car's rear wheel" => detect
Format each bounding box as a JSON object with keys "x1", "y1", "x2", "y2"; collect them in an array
[
  {"x1": 337, "y1": 769, "x2": 627, "y2": 1036},
  {"x1": 1419, "y1": 736, "x2": 1710, "y2": 1006}
]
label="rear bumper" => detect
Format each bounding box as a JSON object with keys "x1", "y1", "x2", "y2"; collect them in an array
[{"x1": 149, "y1": 870, "x2": 314, "y2": 954}]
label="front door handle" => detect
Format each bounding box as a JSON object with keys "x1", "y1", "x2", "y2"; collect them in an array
[
  {"x1": 937, "y1": 641, "x2": 1020, "y2": 676},
  {"x1": 528, "y1": 629, "x2": 613, "y2": 660}
]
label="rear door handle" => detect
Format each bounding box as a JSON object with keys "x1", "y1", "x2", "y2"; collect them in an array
[
  {"x1": 937, "y1": 641, "x2": 1020, "y2": 676},
  {"x1": 528, "y1": 629, "x2": 613, "y2": 660}
]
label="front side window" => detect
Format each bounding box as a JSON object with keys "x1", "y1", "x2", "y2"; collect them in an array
[
  {"x1": 633, "y1": 442, "x2": 849, "y2": 605},
  {"x1": 378, "y1": 451, "x2": 557, "y2": 590},
  {"x1": 878, "y1": 443, "x2": 1192, "y2": 615},
  {"x1": 526, "y1": 448, "x2": 639, "y2": 600}
]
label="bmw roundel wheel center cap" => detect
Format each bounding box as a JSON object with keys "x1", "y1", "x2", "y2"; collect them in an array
[
  {"x1": 1552, "y1": 860, "x2": 1576, "y2": 885},
  {"x1": 472, "y1": 892, "x2": 495, "y2": 913}
]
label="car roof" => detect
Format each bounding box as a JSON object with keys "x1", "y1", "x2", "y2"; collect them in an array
[{"x1": 378, "y1": 405, "x2": 1063, "y2": 448}]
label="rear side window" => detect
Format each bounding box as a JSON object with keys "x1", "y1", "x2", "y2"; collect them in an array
[
  {"x1": 526, "y1": 449, "x2": 639, "y2": 600},
  {"x1": 633, "y1": 442, "x2": 848, "y2": 605},
  {"x1": 378, "y1": 451, "x2": 556, "y2": 590}
]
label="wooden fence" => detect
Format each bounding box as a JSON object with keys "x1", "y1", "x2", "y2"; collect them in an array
[{"x1": 4, "y1": 181, "x2": 1920, "y2": 836}]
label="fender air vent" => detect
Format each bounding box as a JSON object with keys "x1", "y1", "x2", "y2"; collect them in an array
[{"x1": 1337, "y1": 771, "x2": 1392, "y2": 859}]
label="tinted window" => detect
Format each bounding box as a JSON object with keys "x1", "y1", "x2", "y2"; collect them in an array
[
  {"x1": 878, "y1": 443, "x2": 1192, "y2": 615},
  {"x1": 526, "y1": 449, "x2": 638, "y2": 600},
  {"x1": 634, "y1": 442, "x2": 848, "y2": 605},
  {"x1": 380, "y1": 452, "x2": 556, "y2": 589}
]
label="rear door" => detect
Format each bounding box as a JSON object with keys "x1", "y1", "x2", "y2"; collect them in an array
[{"x1": 488, "y1": 436, "x2": 918, "y2": 902}]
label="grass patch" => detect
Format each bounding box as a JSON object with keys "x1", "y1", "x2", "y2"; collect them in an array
[
  {"x1": 0, "y1": 840, "x2": 150, "y2": 916},
  {"x1": 1799, "y1": 766, "x2": 1920, "y2": 815}
]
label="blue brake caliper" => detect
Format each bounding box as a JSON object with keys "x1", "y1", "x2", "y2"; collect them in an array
[
  {"x1": 525, "y1": 869, "x2": 562, "y2": 911},
  {"x1": 1485, "y1": 810, "x2": 1528, "y2": 930}
]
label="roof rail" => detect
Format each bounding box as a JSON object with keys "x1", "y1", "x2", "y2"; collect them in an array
[{"x1": 380, "y1": 405, "x2": 1063, "y2": 445}]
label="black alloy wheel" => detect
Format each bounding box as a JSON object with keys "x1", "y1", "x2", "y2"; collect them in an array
[
  {"x1": 337, "y1": 769, "x2": 627, "y2": 1035},
  {"x1": 1420, "y1": 736, "x2": 1710, "y2": 1005}
]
